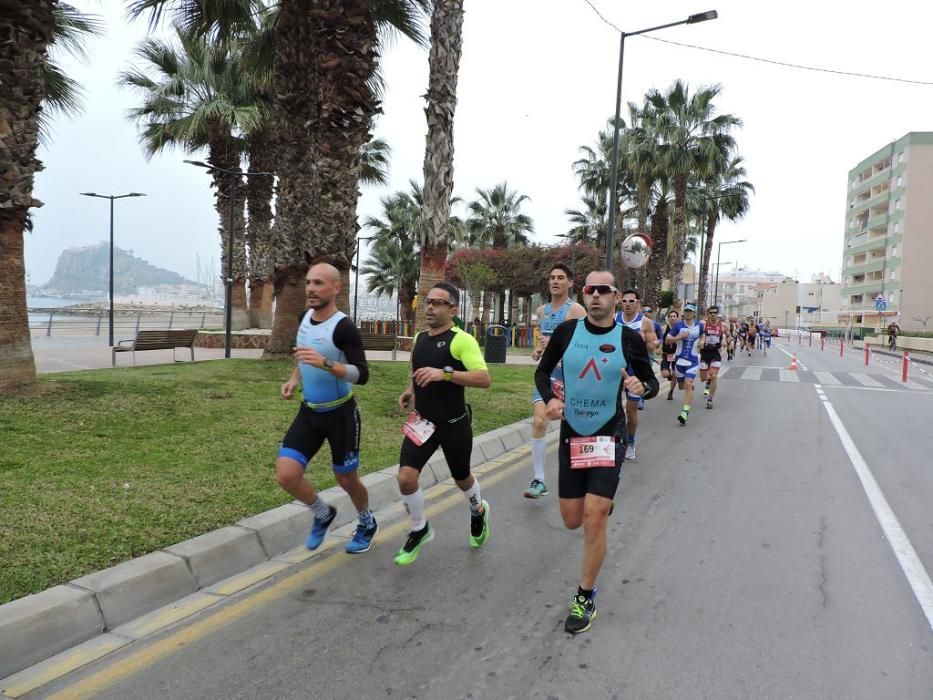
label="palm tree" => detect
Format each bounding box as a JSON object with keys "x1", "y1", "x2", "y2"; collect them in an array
[
  {"x1": 361, "y1": 237, "x2": 420, "y2": 325},
  {"x1": 645, "y1": 80, "x2": 739, "y2": 304},
  {"x1": 564, "y1": 194, "x2": 608, "y2": 250},
  {"x1": 119, "y1": 26, "x2": 266, "y2": 330},
  {"x1": 416, "y1": 0, "x2": 465, "y2": 329},
  {"x1": 695, "y1": 157, "x2": 754, "y2": 310},
  {"x1": 0, "y1": 3, "x2": 101, "y2": 393},
  {"x1": 465, "y1": 182, "x2": 534, "y2": 321}
]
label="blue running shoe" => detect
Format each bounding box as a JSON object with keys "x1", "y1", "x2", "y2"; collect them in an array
[
  {"x1": 305, "y1": 505, "x2": 337, "y2": 551},
  {"x1": 345, "y1": 519, "x2": 378, "y2": 554}
]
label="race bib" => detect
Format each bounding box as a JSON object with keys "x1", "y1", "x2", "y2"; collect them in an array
[
  {"x1": 569, "y1": 436, "x2": 616, "y2": 469},
  {"x1": 402, "y1": 412, "x2": 435, "y2": 446},
  {"x1": 665, "y1": 353, "x2": 675, "y2": 362}
]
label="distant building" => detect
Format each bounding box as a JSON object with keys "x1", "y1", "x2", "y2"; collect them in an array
[
  {"x1": 756, "y1": 275, "x2": 842, "y2": 328},
  {"x1": 840, "y1": 132, "x2": 933, "y2": 331},
  {"x1": 713, "y1": 268, "x2": 786, "y2": 318}
]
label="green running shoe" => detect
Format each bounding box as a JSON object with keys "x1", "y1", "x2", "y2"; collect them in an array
[
  {"x1": 469, "y1": 500, "x2": 490, "y2": 548},
  {"x1": 677, "y1": 410, "x2": 688, "y2": 426},
  {"x1": 523, "y1": 479, "x2": 549, "y2": 499},
  {"x1": 393, "y1": 523, "x2": 433, "y2": 566},
  {"x1": 564, "y1": 590, "x2": 598, "y2": 634}
]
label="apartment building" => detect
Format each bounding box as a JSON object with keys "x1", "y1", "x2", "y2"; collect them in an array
[
  {"x1": 756, "y1": 276, "x2": 842, "y2": 329},
  {"x1": 714, "y1": 267, "x2": 786, "y2": 318},
  {"x1": 840, "y1": 132, "x2": 933, "y2": 331}
]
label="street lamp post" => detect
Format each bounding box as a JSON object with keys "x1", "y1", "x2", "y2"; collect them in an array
[
  {"x1": 79, "y1": 192, "x2": 147, "y2": 347},
  {"x1": 603, "y1": 10, "x2": 718, "y2": 267},
  {"x1": 353, "y1": 236, "x2": 374, "y2": 324},
  {"x1": 184, "y1": 160, "x2": 272, "y2": 358},
  {"x1": 713, "y1": 239, "x2": 746, "y2": 308}
]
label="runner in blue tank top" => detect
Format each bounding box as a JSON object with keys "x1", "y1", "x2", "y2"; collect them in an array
[
  {"x1": 276, "y1": 264, "x2": 376, "y2": 554},
  {"x1": 526, "y1": 263, "x2": 585, "y2": 499},
  {"x1": 668, "y1": 302, "x2": 705, "y2": 426},
  {"x1": 612, "y1": 289, "x2": 658, "y2": 461},
  {"x1": 535, "y1": 270, "x2": 658, "y2": 635}
]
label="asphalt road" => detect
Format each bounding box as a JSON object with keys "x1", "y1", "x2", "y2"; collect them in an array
[{"x1": 34, "y1": 335, "x2": 933, "y2": 699}]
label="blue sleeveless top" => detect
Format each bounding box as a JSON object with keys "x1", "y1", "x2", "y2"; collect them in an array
[
  {"x1": 296, "y1": 310, "x2": 352, "y2": 411},
  {"x1": 561, "y1": 320, "x2": 626, "y2": 435},
  {"x1": 540, "y1": 299, "x2": 573, "y2": 336}
]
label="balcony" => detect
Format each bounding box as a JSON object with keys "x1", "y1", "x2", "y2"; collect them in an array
[
  {"x1": 846, "y1": 237, "x2": 886, "y2": 257},
  {"x1": 850, "y1": 191, "x2": 892, "y2": 216},
  {"x1": 853, "y1": 167, "x2": 890, "y2": 191},
  {"x1": 845, "y1": 259, "x2": 885, "y2": 276}
]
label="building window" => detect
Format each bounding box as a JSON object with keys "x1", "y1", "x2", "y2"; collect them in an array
[
  {"x1": 897, "y1": 175, "x2": 903, "y2": 187},
  {"x1": 893, "y1": 222, "x2": 900, "y2": 234},
  {"x1": 898, "y1": 152, "x2": 904, "y2": 163},
  {"x1": 894, "y1": 198, "x2": 901, "y2": 210},
  {"x1": 891, "y1": 245, "x2": 897, "y2": 256}
]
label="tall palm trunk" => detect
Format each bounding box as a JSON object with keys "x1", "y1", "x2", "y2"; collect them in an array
[
  {"x1": 265, "y1": 0, "x2": 320, "y2": 357},
  {"x1": 416, "y1": 0, "x2": 465, "y2": 330},
  {"x1": 644, "y1": 197, "x2": 670, "y2": 309},
  {"x1": 207, "y1": 128, "x2": 248, "y2": 330},
  {"x1": 310, "y1": 0, "x2": 379, "y2": 316},
  {"x1": 0, "y1": 2, "x2": 54, "y2": 393},
  {"x1": 698, "y1": 211, "x2": 716, "y2": 312},
  {"x1": 669, "y1": 175, "x2": 689, "y2": 304},
  {"x1": 246, "y1": 130, "x2": 275, "y2": 328}
]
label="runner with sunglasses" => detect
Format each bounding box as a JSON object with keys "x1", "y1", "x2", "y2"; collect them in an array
[
  {"x1": 527, "y1": 263, "x2": 586, "y2": 499},
  {"x1": 535, "y1": 270, "x2": 659, "y2": 634},
  {"x1": 699, "y1": 306, "x2": 726, "y2": 409},
  {"x1": 393, "y1": 282, "x2": 492, "y2": 566},
  {"x1": 668, "y1": 303, "x2": 705, "y2": 426},
  {"x1": 612, "y1": 290, "x2": 658, "y2": 461}
]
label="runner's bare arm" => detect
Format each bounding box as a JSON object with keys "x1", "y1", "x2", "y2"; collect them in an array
[
  {"x1": 642, "y1": 317, "x2": 658, "y2": 353},
  {"x1": 531, "y1": 304, "x2": 547, "y2": 360},
  {"x1": 567, "y1": 302, "x2": 587, "y2": 320}
]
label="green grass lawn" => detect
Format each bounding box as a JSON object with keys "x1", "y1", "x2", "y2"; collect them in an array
[{"x1": 0, "y1": 359, "x2": 536, "y2": 604}]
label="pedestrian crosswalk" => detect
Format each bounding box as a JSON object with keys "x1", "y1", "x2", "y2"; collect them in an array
[{"x1": 716, "y1": 365, "x2": 933, "y2": 392}]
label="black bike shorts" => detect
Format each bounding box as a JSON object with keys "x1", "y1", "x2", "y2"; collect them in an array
[
  {"x1": 557, "y1": 419, "x2": 625, "y2": 500},
  {"x1": 400, "y1": 410, "x2": 473, "y2": 481},
  {"x1": 278, "y1": 400, "x2": 361, "y2": 474}
]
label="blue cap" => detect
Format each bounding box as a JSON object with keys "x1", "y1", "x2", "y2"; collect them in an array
[{"x1": 684, "y1": 303, "x2": 697, "y2": 312}]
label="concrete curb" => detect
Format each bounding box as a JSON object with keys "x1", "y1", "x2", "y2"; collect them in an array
[{"x1": 0, "y1": 416, "x2": 558, "y2": 685}]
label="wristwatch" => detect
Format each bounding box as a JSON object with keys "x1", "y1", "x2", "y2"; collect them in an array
[
  {"x1": 443, "y1": 366, "x2": 454, "y2": 381},
  {"x1": 322, "y1": 357, "x2": 335, "y2": 371}
]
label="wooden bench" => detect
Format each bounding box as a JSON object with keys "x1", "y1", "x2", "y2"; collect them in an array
[
  {"x1": 112, "y1": 329, "x2": 199, "y2": 367},
  {"x1": 359, "y1": 333, "x2": 397, "y2": 352}
]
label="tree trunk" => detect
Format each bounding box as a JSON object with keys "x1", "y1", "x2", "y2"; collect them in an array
[
  {"x1": 246, "y1": 129, "x2": 275, "y2": 328},
  {"x1": 698, "y1": 212, "x2": 717, "y2": 313},
  {"x1": 0, "y1": 2, "x2": 54, "y2": 393},
  {"x1": 644, "y1": 197, "x2": 670, "y2": 309},
  {"x1": 497, "y1": 292, "x2": 505, "y2": 323},
  {"x1": 308, "y1": 0, "x2": 379, "y2": 314},
  {"x1": 480, "y1": 291, "x2": 490, "y2": 323},
  {"x1": 416, "y1": 0, "x2": 465, "y2": 330},
  {"x1": 0, "y1": 209, "x2": 37, "y2": 392},
  {"x1": 264, "y1": 267, "x2": 306, "y2": 357},
  {"x1": 509, "y1": 289, "x2": 518, "y2": 325},
  {"x1": 249, "y1": 278, "x2": 265, "y2": 328},
  {"x1": 207, "y1": 130, "x2": 247, "y2": 329},
  {"x1": 270, "y1": 0, "x2": 320, "y2": 335},
  {"x1": 231, "y1": 279, "x2": 249, "y2": 330},
  {"x1": 669, "y1": 175, "x2": 689, "y2": 304},
  {"x1": 470, "y1": 291, "x2": 480, "y2": 323},
  {"x1": 259, "y1": 280, "x2": 274, "y2": 328}
]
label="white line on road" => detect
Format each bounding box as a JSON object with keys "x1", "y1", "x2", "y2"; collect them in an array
[
  {"x1": 778, "y1": 369, "x2": 799, "y2": 383},
  {"x1": 776, "y1": 344, "x2": 808, "y2": 370},
  {"x1": 814, "y1": 386, "x2": 933, "y2": 632},
  {"x1": 849, "y1": 372, "x2": 885, "y2": 388},
  {"x1": 813, "y1": 371, "x2": 841, "y2": 386},
  {"x1": 741, "y1": 367, "x2": 762, "y2": 381}
]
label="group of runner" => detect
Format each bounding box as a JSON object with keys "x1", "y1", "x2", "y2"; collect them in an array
[{"x1": 272, "y1": 261, "x2": 766, "y2": 638}]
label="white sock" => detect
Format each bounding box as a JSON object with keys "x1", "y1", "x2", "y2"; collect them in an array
[
  {"x1": 401, "y1": 488, "x2": 426, "y2": 531},
  {"x1": 531, "y1": 437, "x2": 546, "y2": 482},
  {"x1": 463, "y1": 479, "x2": 483, "y2": 514}
]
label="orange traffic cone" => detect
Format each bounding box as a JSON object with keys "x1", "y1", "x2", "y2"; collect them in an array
[{"x1": 787, "y1": 354, "x2": 799, "y2": 371}]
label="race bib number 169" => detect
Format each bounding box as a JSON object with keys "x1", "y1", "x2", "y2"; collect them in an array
[{"x1": 569, "y1": 436, "x2": 616, "y2": 469}]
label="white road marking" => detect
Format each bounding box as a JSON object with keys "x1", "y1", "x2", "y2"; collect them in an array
[
  {"x1": 849, "y1": 372, "x2": 885, "y2": 388},
  {"x1": 741, "y1": 367, "x2": 762, "y2": 381},
  {"x1": 778, "y1": 369, "x2": 799, "y2": 383},
  {"x1": 716, "y1": 366, "x2": 730, "y2": 378},
  {"x1": 814, "y1": 386, "x2": 933, "y2": 632},
  {"x1": 813, "y1": 371, "x2": 841, "y2": 386}
]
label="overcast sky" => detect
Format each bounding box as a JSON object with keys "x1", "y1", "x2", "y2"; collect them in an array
[{"x1": 27, "y1": 0, "x2": 933, "y2": 287}]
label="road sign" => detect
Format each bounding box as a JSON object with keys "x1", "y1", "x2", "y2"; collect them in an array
[{"x1": 875, "y1": 298, "x2": 887, "y2": 311}]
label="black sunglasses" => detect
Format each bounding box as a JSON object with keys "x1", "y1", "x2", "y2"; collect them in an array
[{"x1": 582, "y1": 284, "x2": 618, "y2": 295}]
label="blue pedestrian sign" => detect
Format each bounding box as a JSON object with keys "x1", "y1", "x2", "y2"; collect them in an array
[{"x1": 875, "y1": 294, "x2": 887, "y2": 312}]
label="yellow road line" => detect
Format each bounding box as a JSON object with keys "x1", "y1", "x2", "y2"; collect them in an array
[{"x1": 45, "y1": 454, "x2": 533, "y2": 700}]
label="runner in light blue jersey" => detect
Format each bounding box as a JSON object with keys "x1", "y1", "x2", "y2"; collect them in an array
[{"x1": 668, "y1": 303, "x2": 705, "y2": 426}]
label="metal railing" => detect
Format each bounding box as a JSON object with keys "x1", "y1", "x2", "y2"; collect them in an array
[{"x1": 28, "y1": 307, "x2": 225, "y2": 338}]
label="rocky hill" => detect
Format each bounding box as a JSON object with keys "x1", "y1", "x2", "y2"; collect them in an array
[{"x1": 41, "y1": 243, "x2": 202, "y2": 295}]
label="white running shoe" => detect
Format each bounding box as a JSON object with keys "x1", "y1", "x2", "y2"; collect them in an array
[{"x1": 625, "y1": 444, "x2": 636, "y2": 461}]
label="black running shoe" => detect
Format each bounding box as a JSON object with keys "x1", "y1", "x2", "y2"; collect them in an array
[
  {"x1": 564, "y1": 591, "x2": 597, "y2": 634},
  {"x1": 706, "y1": 398, "x2": 713, "y2": 410}
]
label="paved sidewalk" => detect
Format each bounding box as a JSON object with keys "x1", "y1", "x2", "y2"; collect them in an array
[{"x1": 30, "y1": 335, "x2": 537, "y2": 374}]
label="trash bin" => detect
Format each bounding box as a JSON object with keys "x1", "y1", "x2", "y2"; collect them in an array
[{"x1": 484, "y1": 325, "x2": 508, "y2": 364}]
